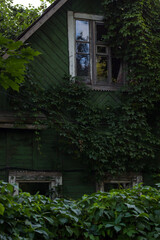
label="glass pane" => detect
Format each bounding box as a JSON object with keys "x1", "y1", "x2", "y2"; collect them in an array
[
  {"x1": 104, "y1": 183, "x2": 130, "y2": 191},
  {"x1": 76, "y1": 43, "x2": 89, "y2": 54},
  {"x1": 96, "y1": 23, "x2": 106, "y2": 42},
  {"x1": 76, "y1": 54, "x2": 90, "y2": 76},
  {"x1": 104, "y1": 183, "x2": 119, "y2": 191},
  {"x1": 19, "y1": 182, "x2": 49, "y2": 195},
  {"x1": 76, "y1": 20, "x2": 89, "y2": 42},
  {"x1": 112, "y1": 58, "x2": 123, "y2": 83},
  {"x1": 97, "y1": 45, "x2": 107, "y2": 54},
  {"x1": 96, "y1": 55, "x2": 108, "y2": 81}
]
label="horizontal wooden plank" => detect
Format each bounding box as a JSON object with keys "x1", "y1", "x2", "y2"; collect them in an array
[
  {"x1": 0, "y1": 112, "x2": 47, "y2": 129},
  {"x1": 9, "y1": 170, "x2": 61, "y2": 177},
  {"x1": 0, "y1": 112, "x2": 46, "y2": 122},
  {"x1": 0, "y1": 124, "x2": 47, "y2": 130}
]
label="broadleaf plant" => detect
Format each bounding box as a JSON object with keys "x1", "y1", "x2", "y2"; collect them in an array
[{"x1": 1, "y1": 181, "x2": 160, "y2": 239}]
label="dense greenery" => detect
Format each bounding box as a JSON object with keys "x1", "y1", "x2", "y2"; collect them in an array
[
  {"x1": 103, "y1": 0, "x2": 160, "y2": 105},
  {"x1": 102, "y1": 0, "x2": 160, "y2": 177},
  {"x1": 0, "y1": 0, "x2": 39, "y2": 39},
  {"x1": 0, "y1": 0, "x2": 54, "y2": 39},
  {"x1": 10, "y1": 76, "x2": 159, "y2": 180},
  {"x1": 7, "y1": 0, "x2": 160, "y2": 180},
  {"x1": 1, "y1": 181, "x2": 160, "y2": 239}
]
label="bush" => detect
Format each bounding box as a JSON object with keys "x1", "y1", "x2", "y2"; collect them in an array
[{"x1": 0, "y1": 181, "x2": 160, "y2": 239}]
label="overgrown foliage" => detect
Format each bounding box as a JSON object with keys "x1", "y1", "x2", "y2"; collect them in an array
[
  {"x1": 1, "y1": 181, "x2": 160, "y2": 239},
  {"x1": 103, "y1": 0, "x2": 160, "y2": 105},
  {"x1": 9, "y1": 0, "x2": 160, "y2": 180},
  {"x1": 10, "y1": 76, "x2": 159, "y2": 179}
]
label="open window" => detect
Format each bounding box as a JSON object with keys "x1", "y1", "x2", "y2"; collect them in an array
[
  {"x1": 96, "y1": 173, "x2": 142, "y2": 191},
  {"x1": 8, "y1": 170, "x2": 62, "y2": 198},
  {"x1": 68, "y1": 12, "x2": 126, "y2": 90}
]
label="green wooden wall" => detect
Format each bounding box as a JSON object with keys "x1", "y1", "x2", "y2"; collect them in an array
[
  {"x1": 0, "y1": 88, "x2": 12, "y2": 111},
  {"x1": 0, "y1": 0, "x2": 123, "y2": 198},
  {"x1": 0, "y1": 128, "x2": 95, "y2": 198},
  {"x1": 0, "y1": 0, "x2": 119, "y2": 110},
  {"x1": 28, "y1": 0, "x2": 115, "y2": 107}
]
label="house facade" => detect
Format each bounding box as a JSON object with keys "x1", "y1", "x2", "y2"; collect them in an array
[{"x1": 0, "y1": 0, "x2": 144, "y2": 198}]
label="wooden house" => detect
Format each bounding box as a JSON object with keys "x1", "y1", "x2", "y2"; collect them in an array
[{"x1": 0, "y1": 0, "x2": 143, "y2": 198}]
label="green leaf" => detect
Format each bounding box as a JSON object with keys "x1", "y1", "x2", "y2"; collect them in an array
[
  {"x1": 44, "y1": 216, "x2": 54, "y2": 225},
  {"x1": 114, "y1": 225, "x2": 121, "y2": 232},
  {"x1": 89, "y1": 234, "x2": 95, "y2": 240},
  {"x1": 0, "y1": 203, "x2": 5, "y2": 215},
  {"x1": 59, "y1": 218, "x2": 68, "y2": 224},
  {"x1": 35, "y1": 229, "x2": 49, "y2": 239},
  {"x1": 65, "y1": 226, "x2": 73, "y2": 236},
  {"x1": 105, "y1": 223, "x2": 114, "y2": 228}
]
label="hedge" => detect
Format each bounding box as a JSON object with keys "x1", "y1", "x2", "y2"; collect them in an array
[{"x1": 0, "y1": 182, "x2": 160, "y2": 240}]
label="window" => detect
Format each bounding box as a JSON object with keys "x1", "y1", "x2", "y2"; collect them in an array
[
  {"x1": 68, "y1": 12, "x2": 126, "y2": 90},
  {"x1": 96, "y1": 173, "x2": 142, "y2": 191},
  {"x1": 8, "y1": 171, "x2": 62, "y2": 198}
]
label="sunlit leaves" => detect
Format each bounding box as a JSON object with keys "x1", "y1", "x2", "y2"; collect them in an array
[
  {"x1": 0, "y1": 0, "x2": 54, "y2": 39},
  {"x1": 0, "y1": 34, "x2": 40, "y2": 90}
]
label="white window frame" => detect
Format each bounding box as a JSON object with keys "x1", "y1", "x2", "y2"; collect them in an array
[
  {"x1": 8, "y1": 170, "x2": 62, "y2": 198},
  {"x1": 68, "y1": 11, "x2": 126, "y2": 91},
  {"x1": 68, "y1": 11, "x2": 105, "y2": 78},
  {"x1": 96, "y1": 173, "x2": 143, "y2": 191}
]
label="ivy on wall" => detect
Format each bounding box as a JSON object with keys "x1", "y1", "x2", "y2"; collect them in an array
[{"x1": 10, "y1": 0, "x2": 160, "y2": 181}]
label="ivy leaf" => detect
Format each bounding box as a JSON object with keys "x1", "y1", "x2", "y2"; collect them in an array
[{"x1": 0, "y1": 203, "x2": 5, "y2": 215}]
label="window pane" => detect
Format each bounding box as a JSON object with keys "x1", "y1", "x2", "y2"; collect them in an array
[
  {"x1": 112, "y1": 58, "x2": 124, "y2": 83},
  {"x1": 76, "y1": 54, "x2": 90, "y2": 76},
  {"x1": 96, "y1": 55, "x2": 108, "y2": 81},
  {"x1": 104, "y1": 182, "x2": 130, "y2": 191},
  {"x1": 96, "y1": 23, "x2": 106, "y2": 42},
  {"x1": 76, "y1": 20, "x2": 89, "y2": 42},
  {"x1": 104, "y1": 183, "x2": 119, "y2": 191},
  {"x1": 76, "y1": 43, "x2": 89, "y2": 54},
  {"x1": 97, "y1": 45, "x2": 107, "y2": 54},
  {"x1": 19, "y1": 182, "x2": 49, "y2": 195}
]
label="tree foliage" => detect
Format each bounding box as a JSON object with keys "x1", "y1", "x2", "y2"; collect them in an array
[
  {"x1": 1, "y1": 181, "x2": 160, "y2": 239},
  {"x1": 0, "y1": 0, "x2": 54, "y2": 39},
  {"x1": 0, "y1": 34, "x2": 40, "y2": 90},
  {"x1": 0, "y1": 0, "x2": 38, "y2": 39}
]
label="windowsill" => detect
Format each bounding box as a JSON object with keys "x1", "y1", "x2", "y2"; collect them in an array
[{"x1": 86, "y1": 83, "x2": 127, "y2": 91}]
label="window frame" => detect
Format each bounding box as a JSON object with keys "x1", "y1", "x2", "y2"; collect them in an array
[
  {"x1": 68, "y1": 11, "x2": 126, "y2": 91},
  {"x1": 75, "y1": 19, "x2": 91, "y2": 83},
  {"x1": 96, "y1": 173, "x2": 143, "y2": 191},
  {"x1": 8, "y1": 170, "x2": 62, "y2": 198}
]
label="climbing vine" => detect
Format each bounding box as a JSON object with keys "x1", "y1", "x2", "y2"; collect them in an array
[{"x1": 10, "y1": 0, "x2": 160, "y2": 181}]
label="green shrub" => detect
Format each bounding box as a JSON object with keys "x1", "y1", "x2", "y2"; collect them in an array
[{"x1": 0, "y1": 181, "x2": 160, "y2": 239}]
